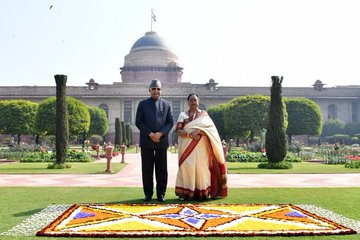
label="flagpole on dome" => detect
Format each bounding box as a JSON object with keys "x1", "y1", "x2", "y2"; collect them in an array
[{"x1": 151, "y1": 9, "x2": 156, "y2": 32}]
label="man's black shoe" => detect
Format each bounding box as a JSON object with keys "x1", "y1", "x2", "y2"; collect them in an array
[
  {"x1": 157, "y1": 195, "x2": 165, "y2": 202},
  {"x1": 144, "y1": 196, "x2": 152, "y2": 202}
]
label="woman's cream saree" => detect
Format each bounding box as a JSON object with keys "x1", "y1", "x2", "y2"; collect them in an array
[{"x1": 175, "y1": 111, "x2": 228, "y2": 200}]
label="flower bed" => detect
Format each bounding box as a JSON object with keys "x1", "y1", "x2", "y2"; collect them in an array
[
  {"x1": 226, "y1": 150, "x2": 301, "y2": 163},
  {"x1": 345, "y1": 155, "x2": 360, "y2": 168},
  {"x1": 20, "y1": 150, "x2": 94, "y2": 163}
]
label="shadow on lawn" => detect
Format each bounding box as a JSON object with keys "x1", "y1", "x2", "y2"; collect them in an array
[
  {"x1": 228, "y1": 167, "x2": 257, "y2": 171},
  {"x1": 13, "y1": 208, "x2": 43, "y2": 217}
]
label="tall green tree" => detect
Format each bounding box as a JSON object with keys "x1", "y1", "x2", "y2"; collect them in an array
[
  {"x1": 121, "y1": 121, "x2": 126, "y2": 145},
  {"x1": 55, "y1": 74, "x2": 68, "y2": 165},
  {"x1": 125, "y1": 123, "x2": 132, "y2": 146},
  {"x1": 265, "y1": 76, "x2": 287, "y2": 163},
  {"x1": 114, "y1": 118, "x2": 122, "y2": 146},
  {"x1": 285, "y1": 98, "x2": 322, "y2": 143},
  {"x1": 88, "y1": 107, "x2": 109, "y2": 137},
  {"x1": 0, "y1": 100, "x2": 38, "y2": 144},
  {"x1": 35, "y1": 97, "x2": 90, "y2": 137},
  {"x1": 224, "y1": 95, "x2": 270, "y2": 143},
  {"x1": 344, "y1": 122, "x2": 360, "y2": 137},
  {"x1": 207, "y1": 103, "x2": 227, "y2": 140},
  {"x1": 321, "y1": 118, "x2": 346, "y2": 137},
  {"x1": 0, "y1": 101, "x2": 6, "y2": 133}
]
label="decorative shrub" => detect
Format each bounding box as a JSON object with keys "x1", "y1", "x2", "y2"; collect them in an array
[
  {"x1": 351, "y1": 137, "x2": 359, "y2": 144},
  {"x1": 66, "y1": 150, "x2": 94, "y2": 162},
  {"x1": 20, "y1": 152, "x2": 54, "y2": 162},
  {"x1": 0, "y1": 151, "x2": 27, "y2": 161},
  {"x1": 284, "y1": 152, "x2": 302, "y2": 162},
  {"x1": 89, "y1": 135, "x2": 103, "y2": 145},
  {"x1": 258, "y1": 161, "x2": 293, "y2": 169},
  {"x1": 47, "y1": 163, "x2": 71, "y2": 169},
  {"x1": 333, "y1": 134, "x2": 351, "y2": 145},
  {"x1": 345, "y1": 160, "x2": 360, "y2": 168},
  {"x1": 321, "y1": 119, "x2": 346, "y2": 137},
  {"x1": 20, "y1": 149, "x2": 93, "y2": 163},
  {"x1": 345, "y1": 155, "x2": 360, "y2": 168},
  {"x1": 226, "y1": 149, "x2": 301, "y2": 163},
  {"x1": 226, "y1": 151, "x2": 267, "y2": 162}
]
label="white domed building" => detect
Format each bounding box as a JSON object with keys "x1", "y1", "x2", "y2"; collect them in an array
[
  {"x1": 121, "y1": 31, "x2": 183, "y2": 84},
  {"x1": 0, "y1": 31, "x2": 359, "y2": 144}
]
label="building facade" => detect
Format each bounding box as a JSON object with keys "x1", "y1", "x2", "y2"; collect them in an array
[{"x1": 0, "y1": 31, "x2": 359, "y2": 143}]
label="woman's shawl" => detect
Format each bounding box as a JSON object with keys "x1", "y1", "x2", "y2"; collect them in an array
[{"x1": 180, "y1": 113, "x2": 228, "y2": 198}]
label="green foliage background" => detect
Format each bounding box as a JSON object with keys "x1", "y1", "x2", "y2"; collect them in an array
[
  {"x1": 35, "y1": 97, "x2": 90, "y2": 136},
  {"x1": 286, "y1": 98, "x2": 322, "y2": 136},
  {"x1": 0, "y1": 100, "x2": 38, "y2": 137},
  {"x1": 224, "y1": 95, "x2": 270, "y2": 139},
  {"x1": 88, "y1": 106, "x2": 108, "y2": 137}
]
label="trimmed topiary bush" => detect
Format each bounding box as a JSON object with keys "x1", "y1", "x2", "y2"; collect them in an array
[{"x1": 258, "y1": 161, "x2": 293, "y2": 169}]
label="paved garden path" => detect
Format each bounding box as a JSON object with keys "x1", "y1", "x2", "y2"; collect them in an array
[{"x1": 0, "y1": 152, "x2": 359, "y2": 187}]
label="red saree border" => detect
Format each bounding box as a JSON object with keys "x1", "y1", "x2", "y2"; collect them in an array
[
  {"x1": 205, "y1": 135, "x2": 228, "y2": 198},
  {"x1": 178, "y1": 136, "x2": 202, "y2": 167}
]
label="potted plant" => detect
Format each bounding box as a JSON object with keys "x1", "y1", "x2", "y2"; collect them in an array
[
  {"x1": 90, "y1": 135, "x2": 103, "y2": 149},
  {"x1": 89, "y1": 135, "x2": 103, "y2": 159},
  {"x1": 112, "y1": 147, "x2": 120, "y2": 157}
]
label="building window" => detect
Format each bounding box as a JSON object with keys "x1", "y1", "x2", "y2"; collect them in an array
[
  {"x1": 172, "y1": 100, "x2": 181, "y2": 122},
  {"x1": 99, "y1": 104, "x2": 109, "y2": 120},
  {"x1": 351, "y1": 102, "x2": 358, "y2": 122},
  {"x1": 328, "y1": 104, "x2": 337, "y2": 120},
  {"x1": 124, "y1": 100, "x2": 132, "y2": 123}
]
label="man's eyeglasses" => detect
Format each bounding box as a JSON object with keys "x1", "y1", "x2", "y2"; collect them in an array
[{"x1": 151, "y1": 88, "x2": 161, "y2": 91}]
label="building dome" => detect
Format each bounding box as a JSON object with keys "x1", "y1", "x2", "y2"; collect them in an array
[
  {"x1": 130, "y1": 31, "x2": 171, "y2": 51},
  {"x1": 120, "y1": 31, "x2": 183, "y2": 83},
  {"x1": 124, "y1": 31, "x2": 179, "y2": 67}
]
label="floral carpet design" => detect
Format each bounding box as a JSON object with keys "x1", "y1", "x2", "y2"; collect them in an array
[{"x1": 36, "y1": 203, "x2": 356, "y2": 237}]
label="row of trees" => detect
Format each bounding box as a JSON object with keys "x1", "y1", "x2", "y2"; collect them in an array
[
  {"x1": 0, "y1": 97, "x2": 109, "y2": 145},
  {"x1": 114, "y1": 118, "x2": 133, "y2": 147},
  {"x1": 321, "y1": 118, "x2": 360, "y2": 138},
  {"x1": 207, "y1": 92, "x2": 323, "y2": 145},
  {"x1": 0, "y1": 100, "x2": 38, "y2": 144}
]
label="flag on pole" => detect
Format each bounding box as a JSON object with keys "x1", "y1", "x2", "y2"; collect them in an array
[{"x1": 151, "y1": 9, "x2": 156, "y2": 22}]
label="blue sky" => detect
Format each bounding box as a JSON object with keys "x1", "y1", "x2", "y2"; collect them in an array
[{"x1": 1, "y1": 0, "x2": 360, "y2": 87}]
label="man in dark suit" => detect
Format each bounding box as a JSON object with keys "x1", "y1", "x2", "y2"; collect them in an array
[{"x1": 135, "y1": 79, "x2": 174, "y2": 202}]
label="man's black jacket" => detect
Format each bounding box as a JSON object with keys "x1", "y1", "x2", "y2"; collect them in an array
[{"x1": 135, "y1": 97, "x2": 174, "y2": 148}]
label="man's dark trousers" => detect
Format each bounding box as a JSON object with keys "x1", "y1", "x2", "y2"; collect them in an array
[{"x1": 141, "y1": 148, "x2": 168, "y2": 199}]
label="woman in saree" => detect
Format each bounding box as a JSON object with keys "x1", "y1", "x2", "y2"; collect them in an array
[{"x1": 175, "y1": 94, "x2": 228, "y2": 200}]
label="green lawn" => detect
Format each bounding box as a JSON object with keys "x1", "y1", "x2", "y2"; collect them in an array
[
  {"x1": 0, "y1": 162, "x2": 126, "y2": 174},
  {"x1": 0, "y1": 187, "x2": 358, "y2": 240},
  {"x1": 227, "y1": 162, "x2": 360, "y2": 174}
]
